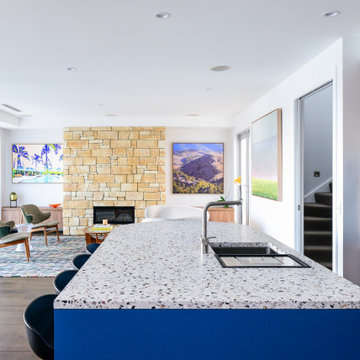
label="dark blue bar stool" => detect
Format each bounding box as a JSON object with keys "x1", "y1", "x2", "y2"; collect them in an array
[
  {"x1": 86, "y1": 242, "x2": 100, "y2": 254},
  {"x1": 72, "y1": 254, "x2": 91, "y2": 270},
  {"x1": 53, "y1": 270, "x2": 78, "y2": 294},
  {"x1": 24, "y1": 294, "x2": 56, "y2": 360}
]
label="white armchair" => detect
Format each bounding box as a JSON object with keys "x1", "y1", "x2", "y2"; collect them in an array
[{"x1": 142, "y1": 205, "x2": 203, "y2": 222}]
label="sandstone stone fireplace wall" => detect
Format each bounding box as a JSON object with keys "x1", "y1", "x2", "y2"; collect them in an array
[{"x1": 63, "y1": 127, "x2": 165, "y2": 235}]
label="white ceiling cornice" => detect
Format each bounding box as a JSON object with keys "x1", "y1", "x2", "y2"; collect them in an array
[
  {"x1": 17, "y1": 116, "x2": 234, "y2": 130},
  {"x1": 0, "y1": 110, "x2": 20, "y2": 129}
]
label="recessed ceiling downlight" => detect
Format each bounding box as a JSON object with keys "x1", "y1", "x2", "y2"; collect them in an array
[
  {"x1": 155, "y1": 12, "x2": 171, "y2": 19},
  {"x1": 323, "y1": 10, "x2": 341, "y2": 17},
  {"x1": 210, "y1": 65, "x2": 231, "y2": 72}
]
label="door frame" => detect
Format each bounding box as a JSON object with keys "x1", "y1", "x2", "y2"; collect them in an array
[
  {"x1": 294, "y1": 81, "x2": 336, "y2": 268},
  {"x1": 237, "y1": 129, "x2": 250, "y2": 225}
]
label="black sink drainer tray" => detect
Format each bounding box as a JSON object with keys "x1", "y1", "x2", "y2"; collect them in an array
[{"x1": 215, "y1": 254, "x2": 310, "y2": 268}]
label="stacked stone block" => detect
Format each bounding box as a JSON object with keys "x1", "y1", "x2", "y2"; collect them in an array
[{"x1": 63, "y1": 127, "x2": 165, "y2": 235}]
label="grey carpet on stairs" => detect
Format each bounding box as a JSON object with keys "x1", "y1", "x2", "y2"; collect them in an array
[{"x1": 304, "y1": 183, "x2": 332, "y2": 270}]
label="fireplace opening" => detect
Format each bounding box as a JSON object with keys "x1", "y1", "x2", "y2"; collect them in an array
[{"x1": 93, "y1": 206, "x2": 135, "y2": 225}]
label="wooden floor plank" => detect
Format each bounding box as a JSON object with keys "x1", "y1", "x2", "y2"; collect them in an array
[
  {"x1": 0, "y1": 278, "x2": 54, "y2": 306},
  {"x1": 0, "y1": 307, "x2": 27, "y2": 324},
  {"x1": 0, "y1": 324, "x2": 30, "y2": 352},
  {"x1": 0, "y1": 351, "x2": 39, "y2": 359},
  {"x1": 0, "y1": 277, "x2": 54, "y2": 357}
]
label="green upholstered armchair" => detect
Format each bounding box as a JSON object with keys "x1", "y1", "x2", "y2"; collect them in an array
[
  {"x1": 0, "y1": 224, "x2": 30, "y2": 261},
  {"x1": 21, "y1": 204, "x2": 51, "y2": 224},
  {"x1": 0, "y1": 224, "x2": 11, "y2": 238},
  {"x1": 0, "y1": 220, "x2": 15, "y2": 230},
  {"x1": 0, "y1": 220, "x2": 17, "y2": 234},
  {"x1": 21, "y1": 204, "x2": 60, "y2": 246}
]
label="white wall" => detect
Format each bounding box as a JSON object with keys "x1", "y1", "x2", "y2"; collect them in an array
[
  {"x1": 342, "y1": 37, "x2": 360, "y2": 285},
  {"x1": 233, "y1": 40, "x2": 343, "y2": 252},
  {"x1": 303, "y1": 84, "x2": 333, "y2": 201},
  {"x1": 165, "y1": 127, "x2": 233, "y2": 207},
  {"x1": 1, "y1": 126, "x2": 232, "y2": 210},
  {"x1": 1, "y1": 129, "x2": 63, "y2": 206},
  {"x1": 0, "y1": 129, "x2": 6, "y2": 209}
]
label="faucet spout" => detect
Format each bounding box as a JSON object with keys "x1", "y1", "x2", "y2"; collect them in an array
[{"x1": 201, "y1": 200, "x2": 242, "y2": 254}]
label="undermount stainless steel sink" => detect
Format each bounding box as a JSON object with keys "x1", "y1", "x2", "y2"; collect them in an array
[
  {"x1": 210, "y1": 243, "x2": 309, "y2": 269},
  {"x1": 211, "y1": 245, "x2": 278, "y2": 256}
]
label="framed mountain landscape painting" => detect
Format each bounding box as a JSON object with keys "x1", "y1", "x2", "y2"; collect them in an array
[
  {"x1": 251, "y1": 109, "x2": 282, "y2": 201},
  {"x1": 12, "y1": 144, "x2": 63, "y2": 183},
  {"x1": 172, "y1": 143, "x2": 224, "y2": 194}
]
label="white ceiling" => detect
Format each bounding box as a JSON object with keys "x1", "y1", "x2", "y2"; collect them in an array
[{"x1": 0, "y1": 0, "x2": 359, "y2": 128}]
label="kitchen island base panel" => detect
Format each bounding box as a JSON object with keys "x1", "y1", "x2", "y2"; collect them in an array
[{"x1": 55, "y1": 309, "x2": 360, "y2": 360}]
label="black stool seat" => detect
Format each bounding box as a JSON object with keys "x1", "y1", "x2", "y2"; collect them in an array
[
  {"x1": 86, "y1": 243, "x2": 100, "y2": 254},
  {"x1": 24, "y1": 294, "x2": 56, "y2": 360},
  {"x1": 53, "y1": 270, "x2": 78, "y2": 294},
  {"x1": 72, "y1": 254, "x2": 91, "y2": 270}
]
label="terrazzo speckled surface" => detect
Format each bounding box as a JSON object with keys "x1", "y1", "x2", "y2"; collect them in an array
[{"x1": 55, "y1": 220, "x2": 360, "y2": 310}]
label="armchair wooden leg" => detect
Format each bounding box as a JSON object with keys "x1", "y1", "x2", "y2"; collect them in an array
[
  {"x1": 44, "y1": 228, "x2": 48, "y2": 246},
  {"x1": 24, "y1": 238, "x2": 30, "y2": 262},
  {"x1": 56, "y1": 225, "x2": 60, "y2": 243}
]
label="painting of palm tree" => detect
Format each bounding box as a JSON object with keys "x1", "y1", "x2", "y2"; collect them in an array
[
  {"x1": 12, "y1": 145, "x2": 30, "y2": 170},
  {"x1": 41, "y1": 144, "x2": 53, "y2": 173},
  {"x1": 31, "y1": 154, "x2": 43, "y2": 172},
  {"x1": 12, "y1": 144, "x2": 63, "y2": 183}
]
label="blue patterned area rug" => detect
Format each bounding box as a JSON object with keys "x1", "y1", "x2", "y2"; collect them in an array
[{"x1": 0, "y1": 235, "x2": 86, "y2": 277}]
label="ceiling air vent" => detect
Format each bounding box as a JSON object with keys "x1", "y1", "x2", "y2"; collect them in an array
[{"x1": 2, "y1": 104, "x2": 21, "y2": 112}]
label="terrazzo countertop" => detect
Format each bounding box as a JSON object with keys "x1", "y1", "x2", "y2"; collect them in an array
[{"x1": 55, "y1": 219, "x2": 360, "y2": 310}]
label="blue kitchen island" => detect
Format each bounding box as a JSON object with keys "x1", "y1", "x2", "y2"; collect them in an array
[{"x1": 54, "y1": 220, "x2": 360, "y2": 359}]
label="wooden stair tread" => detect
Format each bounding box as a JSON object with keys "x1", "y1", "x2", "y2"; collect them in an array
[
  {"x1": 315, "y1": 192, "x2": 332, "y2": 196},
  {"x1": 305, "y1": 245, "x2": 332, "y2": 251},
  {"x1": 319, "y1": 261, "x2": 332, "y2": 269},
  {"x1": 304, "y1": 216, "x2": 332, "y2": 221},
  {"x1": 304, "y1": 203, "x2": 331, "y2": 208},
  {"x1": 304, "y1": 230, "x2": 332, "y2": 236}
]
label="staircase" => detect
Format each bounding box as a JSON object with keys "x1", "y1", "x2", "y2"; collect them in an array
[{"x1": 304, "y1": 182, "x2": 332, "y2": 270}]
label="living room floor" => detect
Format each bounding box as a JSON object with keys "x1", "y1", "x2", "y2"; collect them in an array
[{"x1": 0, "y1": 277, "x2": 53, "y2": 359}]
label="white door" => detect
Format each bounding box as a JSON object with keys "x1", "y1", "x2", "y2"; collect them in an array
[
  {"x1": 296, "y1": 82, "x2": 334, "y2": 270},
  {"x1": 238, "y1": 130, "x2": 250, "y2": 225}
]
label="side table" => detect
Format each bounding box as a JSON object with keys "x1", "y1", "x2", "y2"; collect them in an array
[{"x1": 83, "y1": 226, "x2": 113, "y2": 244}]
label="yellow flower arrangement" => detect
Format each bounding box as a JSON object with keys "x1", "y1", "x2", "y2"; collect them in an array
[{"x1": 234, "y1": 177, "x2": 241, "y2": 185}]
